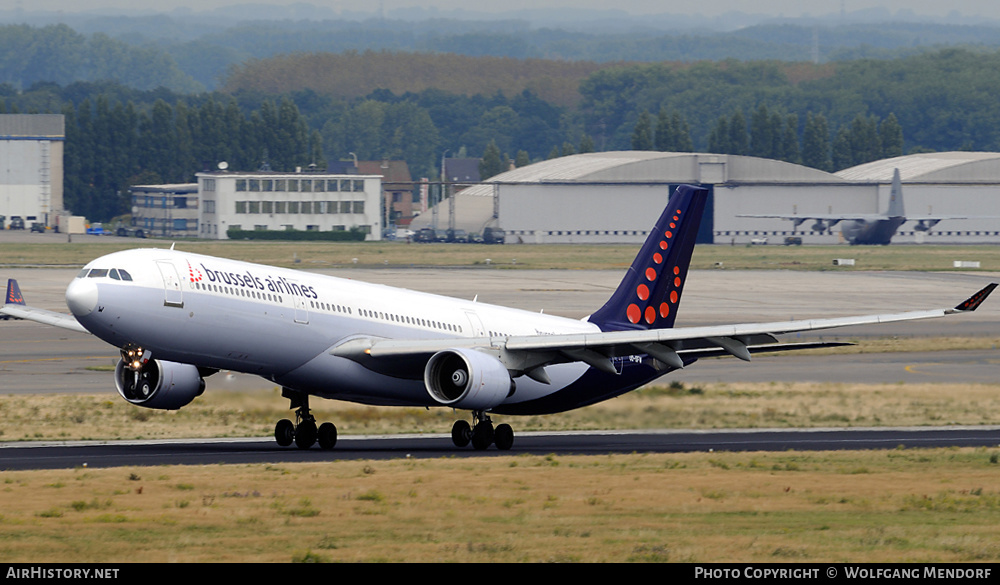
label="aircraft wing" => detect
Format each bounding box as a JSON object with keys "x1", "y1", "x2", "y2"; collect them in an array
[
  {"x1": 332, "y1": 283, "x2": 997, "y2": 379},
  {"x1": 1, "y1": 279, "x2": 90, "y2": 334},
  {"x1": 737, "y1": 213, "x2": 886, "y2": 222}
]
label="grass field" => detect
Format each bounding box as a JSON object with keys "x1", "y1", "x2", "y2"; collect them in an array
[
  {"x1": 1, "y1": 448, "x2": 999, "y2": 562},
  {"x1": 3, "y1": 239, "x2": 1000, "y2": 272}
]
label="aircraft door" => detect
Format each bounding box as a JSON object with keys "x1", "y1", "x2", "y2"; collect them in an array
[
  {"x1": 464, "y1": 310, "x2": 485, "y2": 337},
  {"x1": 290, "y1": 280, "x2": 309, "y2": 324},
  {"x1": 156, "y1": 261, "x2": 184, "y2": 308}
]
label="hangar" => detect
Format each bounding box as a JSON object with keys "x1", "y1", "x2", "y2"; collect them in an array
[
  {"x1": 409, "y1": 151, "x2": 1000, "y2": 245},
  {"x1": 0, "y1": 114, "x2": 64, "y2": 229}
]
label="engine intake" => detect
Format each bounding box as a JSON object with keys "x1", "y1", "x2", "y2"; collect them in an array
[
  {"x1": 115, "y1": 359, "x2": 205, "y2": 410},
  {"x1": 424, "y1": 348, "x2": 513, "y2": 411}
]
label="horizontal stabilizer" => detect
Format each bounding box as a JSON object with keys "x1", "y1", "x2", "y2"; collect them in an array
[{"x1": 1, "y1": 279, "x2": 90, "y2": 334}]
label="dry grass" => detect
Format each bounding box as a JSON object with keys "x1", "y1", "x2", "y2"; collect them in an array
[
  {"x1": 3, "y1": 377, "x2": 1000, "y2": 443},
  {"x1": 1, "y1": 449, "x2": 999, "y2": 562},
  {"x1": 3, "y1": 240, "x2": 1000, "y2": 272}
]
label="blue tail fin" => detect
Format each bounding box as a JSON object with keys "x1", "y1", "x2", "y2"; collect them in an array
[
  {"x1": 588, "y1": 185, "x2": 708, "y2": 331},
  {"x1": 5, "y1": 279, "x2": 25, "y2": 305}
]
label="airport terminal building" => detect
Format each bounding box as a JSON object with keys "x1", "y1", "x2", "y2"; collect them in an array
[
  {"x1": 196, "y1": 171, "x2": 383, "y2": 240},
  {"x1": 409, "y1": 151, "x2": 1000, "y2": 245}
]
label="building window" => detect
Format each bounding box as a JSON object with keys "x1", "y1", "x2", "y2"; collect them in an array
[
  {"x1": 287, "y1": 179, "x2": 299, "y2": 192},
  {"x1": 275, "y1": 201, "x2": 286, "y2": 214},
  {"x1": 262, "y1": 201, "x2": 273, "y2": 214},
  {"x1": 352, "y1": 201, "x2": 365, "y2": 214},
  {"x1": 301, "y1": 180, "x2": 312, "y2": 193},
  {"x1": 353, "y1": 180, "x2": 364, "y2": 192},
  {"x1": 236, "y1": 179, "x2": 247, "y2": 192},
  {"x1": 301, "y1": 201, "x2": 312, "y2": 214},
  {"x1": 327, "y1": 201, "x2": 336, "y2": 214},
  {"x1": 204, "y1": 200, "x2": 216, "y2": 214},
  {"x1": 339, "y1": 179, "x2": 352, "y2": 192},
  {"x1": 174, "y1": 197, "x2": 187, "y2": 209},
  {"x1": 248, "y1": 201, "x2": 260, "y2": 214},
  {"x1": 288, "y1": 201, "x2": 300, "y2": 214},
  {"x1": 275, "y1": 179, "x2": 286, "y2": 191},
  {"x1": 262, "y1": 179, "x2": 273, "y2": 192},
  {"x1": 173, "y1": 219, "x2": 188, "y2": 231},
  {"x1": 202, "y1": 178, "x2": 216, "y2": 192},
  {"x1": 235, "y1": 201, "x2": 247, "y2": 214},
  {"x1": 314, "y1": 180, "x2": 325, "y2": 193}
]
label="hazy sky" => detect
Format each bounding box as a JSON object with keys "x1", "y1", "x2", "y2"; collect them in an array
[{"x1": 16, "y1": 0, "x2": 1000, "y2": 19}]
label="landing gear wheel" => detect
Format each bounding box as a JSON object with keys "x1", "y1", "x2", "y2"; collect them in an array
[
  {"x1": 275, "y1": 419, "x2": 294, "y2": 447},
  {"x1": 471, "y1": 421, "x2": 494, "y2": 450},
  {"x1": 494, "y1": 423, "x2": 514, "y2": 451},
  {"x1": 295, "y1": 419, "x2": 317, "y2": 449},
  {"x1": 451, "y1": 420, "x2": 472, "y2": 447},
  {"x1": 318, "y1": 422, "x2": 338, "y2": 450}
]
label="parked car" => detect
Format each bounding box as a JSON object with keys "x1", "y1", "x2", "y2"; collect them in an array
[
  {"x1": 30, "y1": 222, "x2": 45, "y2": 233},
  {"x1": 86, "y1": 223, "x2": 105, "y2": 235},
  {"x1": 483, "y1": 227, "x2": 505, "y2": 244},
  {"x1": 115, "y1": 226, "x2": 146, "y2": 238},
  {"x1": 467, "y1": 232, "x2": 484, "y2": 244},
  {"x1": 415, "y1": 228, "x2": 436, "y2": 243},
  {"x1": 9, "y1": 216, "x2": 24, "y2": 230},
  {"x1": 446, "y1": 229, "x2": 468, "y2": 243}
]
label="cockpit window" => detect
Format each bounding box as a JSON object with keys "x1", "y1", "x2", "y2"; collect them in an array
[{"x1": 80, "y1": 268, "x2": 133, "y2": 281}]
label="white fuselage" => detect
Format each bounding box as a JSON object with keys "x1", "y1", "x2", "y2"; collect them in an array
[{"x1": 66, "y1": 248, "x2": 607, "y2": 410}]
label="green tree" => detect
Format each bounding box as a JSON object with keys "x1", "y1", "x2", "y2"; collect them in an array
[
  {"x1": 479, "y1": 139, "x2": 505, "y2": 180},
  {"x1": 630, "y1": 110, "x2": 654, "y2": 150},
  {"x1": 727, "y1": 110, "x2": 748, "y2": 155},
  {"x1": 831, "y1": 126, "x2": 853, "y2": 171},
  {"x1": 779, "y1": 114, "x2": 800, "y2": 164},
  {"x1": 750, "y1": 104, "x2": 777, "y2": 159},
  {"x1": 707, "y1": 115, "x2": 730, "y2": 154},
  {"x1": 801, "y1": 112, "x2": 830, "y2": 171},
  {"x1": 879, "y1": 113, "x2": 904, "y2": 158},
  {"x1": 515, "y1": 150, "x2": 531, "y2": 167}
]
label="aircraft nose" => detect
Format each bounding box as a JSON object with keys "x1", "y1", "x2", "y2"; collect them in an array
[{"x1": 66, "y1": 277, "x2": 98, "y2": 317}]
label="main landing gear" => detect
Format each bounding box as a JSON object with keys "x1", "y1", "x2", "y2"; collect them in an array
[
  {"x1": 274, "y1": 388, "x2": 338, "y2": 450},
  {"x1": 451, "y1": 411, "x2": 514, "y2": 451}
]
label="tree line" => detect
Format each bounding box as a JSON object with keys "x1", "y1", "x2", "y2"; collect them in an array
[
  {"x1": 61, "y1": 95, "x2": 320, "y2": 221},
  {"x1": 10, "y1": 46, "x2": 1000, "y2": 220}
]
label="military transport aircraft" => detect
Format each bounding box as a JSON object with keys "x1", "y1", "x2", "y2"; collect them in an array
[
  {"x1": 738, "y1": 169, "x2": 982, "y2": 245},
  {"x1": 2, "y1": 185, "x2": 995, "y2": 451}
]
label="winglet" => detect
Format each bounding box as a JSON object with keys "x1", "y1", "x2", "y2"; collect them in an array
[
  {"x1": 951, "y1": 283, "x2": 997, "y2": 313},
  {"x1": 5, "y1": 279, "x2": 25, "y2": 305}
]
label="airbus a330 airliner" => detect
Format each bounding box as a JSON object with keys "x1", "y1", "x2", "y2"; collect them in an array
[{"x1": 3, "y1": 185, "x2": 996, "y2": 450}]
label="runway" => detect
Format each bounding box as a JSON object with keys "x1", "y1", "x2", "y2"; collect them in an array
[
  {"x1": 1, "y1": 266, "x2": 998, "y2": 469},
  {"x1": 2, "y1": 426, "x2": 999, "y2": 471}
]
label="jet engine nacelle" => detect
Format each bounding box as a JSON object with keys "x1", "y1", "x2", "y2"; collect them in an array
[
  {"x1": 424, "y1": 348, "x2": 514, "y2": 411},
  {"x1": 115, "y1": 358, "x2": 205, "y2": 410}
]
